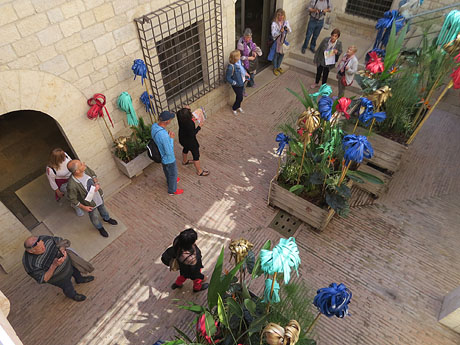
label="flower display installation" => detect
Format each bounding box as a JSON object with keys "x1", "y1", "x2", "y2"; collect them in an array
[
  {"x1": 87, "y1": 93, "x2": 114, "y2": 141},
  {"x1": 117, "y1": 92, "x2": 139, "y2": 126}
]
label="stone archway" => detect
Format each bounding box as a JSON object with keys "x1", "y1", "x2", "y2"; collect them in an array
[{"x1": 0, "y1": 70, "x2": 128, "y2": 273}]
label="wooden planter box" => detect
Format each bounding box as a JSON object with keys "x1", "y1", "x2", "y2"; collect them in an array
[
  {"x1": 268, "y1": 176, "x2": 336, "y2": 231},
  {"x1": 346, "y1": 126, "x2": 408, "y2": 198},
  {"x1": 113, "y1": 151, "x2": 153, "y2": 178}
]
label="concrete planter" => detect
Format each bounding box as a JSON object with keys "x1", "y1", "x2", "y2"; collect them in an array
[
  {"x1": 113, "y1": 151, "x2": 153, "y2": 178},
  {"x1": 268, "y1": 175, "x2": 336, "y2": 232}
]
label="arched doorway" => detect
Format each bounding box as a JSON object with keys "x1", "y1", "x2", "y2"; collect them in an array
[{"x1": 0, "y1": 110, "x2": 76, "y2": 229}]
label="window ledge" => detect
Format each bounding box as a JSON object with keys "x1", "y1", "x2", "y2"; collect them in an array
[{"x1": 336, "y1": 12, "x2": 377, "y2": 29}]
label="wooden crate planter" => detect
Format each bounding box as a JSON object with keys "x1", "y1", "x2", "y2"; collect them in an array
[
  {"x1": 345, "y1": 126, "x2": 408, "y2": 198},
  {"x1": 113, "y1": 151, "x2": 153, "y2": 178},
  {"x1": 268, "y1": 176, "x2": 336, "y2": 231}
]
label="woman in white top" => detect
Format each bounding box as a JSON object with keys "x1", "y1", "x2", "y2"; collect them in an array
[
  {"x1": 271, "y1": 8, "x2": 291, "y2": 76},
  {"x1": 336, "y1": 45, "x2": 359, "y2": 98},
  {"x1": 46, "y1": 148, "x2": 83, "y2": 216}
]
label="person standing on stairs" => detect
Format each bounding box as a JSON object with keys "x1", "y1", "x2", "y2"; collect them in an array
[
  {"x1": 271, "y1": 8, "x2": 291, "y2": 76},
  {"x1": 301, "y1": 0, "x2": 332, "y2": 54}
]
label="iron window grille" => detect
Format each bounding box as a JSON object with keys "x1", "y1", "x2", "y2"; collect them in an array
[
  {"x1": 345, "y1": 0, "x2": 393, "y2": 21},
  {"x1": 135, "y1": 0, "x2": 224, "y2": 114}
]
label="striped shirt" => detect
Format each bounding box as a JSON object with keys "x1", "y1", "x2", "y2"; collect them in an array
[{"x1": 23, "y1": 235, "x2": 71, "y2": 284}]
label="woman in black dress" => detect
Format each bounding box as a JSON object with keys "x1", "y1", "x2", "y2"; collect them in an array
[{"x1": 177, "y1": 106, "x2": 210, "y2": 176}]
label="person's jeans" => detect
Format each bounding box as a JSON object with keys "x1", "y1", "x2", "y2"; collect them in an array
[
  {"x1": 315, "y1": 65, "x2": 330, "y2": 84},
  {"x1": 162, "y1": 161, "x2": 178, "y2": 194},
  {"x1": 88, "y1": 203, "x2": 110, "y2": 230},
  {"x1": 302, "y1": 18, "x2": 324, "y2": 51},
  {"x1": 231, "y1": 85, "x2": 244, "y2": 110},
  {"x1": 247, "y1": 72, "x2": 255, "y2": 87},
  {"x1": 273, "y1": 53, "x2": 284, "y2": 69},
  {"x1": 50, "y1": 266, "x2": 84, "y2": 299}
]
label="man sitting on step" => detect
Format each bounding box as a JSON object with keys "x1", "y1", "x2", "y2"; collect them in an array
[
  {"x1": 23, "y1": 235, "x2": 94, "y2": 302},
  {"x1": 66, "y1": 159, "x2": 118, "y2": 237}
]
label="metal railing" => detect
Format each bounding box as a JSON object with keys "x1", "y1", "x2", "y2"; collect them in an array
[
  {"x1": 134, "y1": 0, "x2": 224, "y2": 114},
  {"x1": 345, "y1": 0, "x2": 393, "y2": 21},
  {"x1": 403, "y1": 3, "x2": 460, "y2": 47}
]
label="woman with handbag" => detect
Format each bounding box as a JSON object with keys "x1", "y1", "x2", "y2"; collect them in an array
[
  {"x1": 311, "y1": 28, "x2": 342, "y2": 88},
  {"x1": 270, "y1": 8, "x2": 291, "y2": 76},
  {"x1": 337, "y1": 45, "x2": 358, "y2": 98}
]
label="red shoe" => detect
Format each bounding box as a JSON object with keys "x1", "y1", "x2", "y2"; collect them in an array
[{"x1": 169, "y1": 189, "x2": 184, "y2": 196}]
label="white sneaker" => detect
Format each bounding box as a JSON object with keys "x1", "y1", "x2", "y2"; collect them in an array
[
  {"x1": 238, "y1": 108, "x2": 244, "y2": 113},
  {"x1": 232, "y1": 110, "x2": 238, "y2": 115}
]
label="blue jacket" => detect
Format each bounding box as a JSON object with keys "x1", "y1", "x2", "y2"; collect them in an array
[
  {"x1": 226, "y1": 62, "x2": 245, "y2": 87},
  {"x1": 151, "y1": 123, "x2": 176, "y2": 165}
]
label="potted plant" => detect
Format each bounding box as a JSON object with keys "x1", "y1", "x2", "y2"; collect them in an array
[
  {"x1": 268, "y1": 83, "x2": 383, "y2": 231},
  {"x1": 113, "y1": 117, "x2": 155, "y2": 178}
]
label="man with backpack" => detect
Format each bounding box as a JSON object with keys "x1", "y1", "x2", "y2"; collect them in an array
[
  {"x1": 151, "y1": 111, "x2": 184, "y2": 196},
  {"x1": 301, "y1": 0, "x2": 332, "y2": 54}
]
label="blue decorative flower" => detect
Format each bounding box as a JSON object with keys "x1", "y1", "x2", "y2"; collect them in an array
[
  {"x1": 313, "y1": 282, "x2": 352, "y2": 318},
  {"x1": 260, "y1": 237, "x2": 300, "y2": 284},
  {"x1": 318, "y1": 96, "x2": 333, "y2": 121},
  {"x1": 342, "y1": 134, "x2": 374, "y2": 164},
  {"x1": 275, "y1": 133, "x2": 290, "y2": 156},
  {"x1": 132, "y1": 59, "x2": 147, "y2": 85},
  {"x1": 140, "y1": 91, "x2": 154, "y2": 113}
]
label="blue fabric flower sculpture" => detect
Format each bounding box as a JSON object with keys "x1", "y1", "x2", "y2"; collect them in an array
[
  {"x1": 313, "y1": 282, "x2": 352, "y2": 318},
  {"x1": 342, "y1": 134, "x2": 374, "y2": 164}
]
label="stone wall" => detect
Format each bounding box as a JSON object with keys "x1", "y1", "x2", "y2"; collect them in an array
[{"x1": 0, "y1": 0, "x2": 235, "y2": 138}]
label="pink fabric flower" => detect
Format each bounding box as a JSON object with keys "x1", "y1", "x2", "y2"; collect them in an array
[
  {"x1": 336, "y1": 97, "x2": 352, "y2": 119},
  {"x1": 196, "y1": 314, "x2": 219, "y2": 344},
  {"x1": 366, "y1": 51, "x2": 384, "y2": 74}
]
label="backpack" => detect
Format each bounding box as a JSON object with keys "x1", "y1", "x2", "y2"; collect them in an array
[
  {"x1": 161, "y1": 246, "x2": 180, "y2": 271},
  {"x1": 146, "y1": 130, "x2": 162, "y2": 163}
]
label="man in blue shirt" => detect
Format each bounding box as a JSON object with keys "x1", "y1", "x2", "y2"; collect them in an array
[{"x1": 151, "y1": 111, "x2": 184, "y2": 195}]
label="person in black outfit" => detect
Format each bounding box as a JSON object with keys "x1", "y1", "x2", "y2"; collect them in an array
[
  {"x1": 169, "y1": 228, "x2": 208, "y2": 292},
  {"x1": 177, "y1": 106, "x2": 210, "y2": 176}
]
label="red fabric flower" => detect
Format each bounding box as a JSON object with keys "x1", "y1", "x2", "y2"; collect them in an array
[
  {"x1": 196, "y1": 314, "x2": 219, "y2": 344},
  {"x1": 366, "y1": 51, "x2": 384, "y2": 74},
  {"x1": 297, "y1": 128, "x2": 305, "y2": 136},
  {"x1": 452, "y1": 66, "x2": 460, "y2": 89},
  {"x1": 336, "y1": 97, "x2": 351, "y2": 119}
]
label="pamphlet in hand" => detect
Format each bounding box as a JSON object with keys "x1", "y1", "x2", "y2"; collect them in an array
[
  {"x1": 84, "y1": 185, "x2": 96, "y2": 202},
  {"x1": 192, "y1": 107, "x2": 207, "y2": 125}
]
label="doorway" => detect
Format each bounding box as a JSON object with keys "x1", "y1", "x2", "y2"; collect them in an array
[
  {"x1": 0, "y1": 110, "x2": 75, "y2": 230},
  {"x1": 235, "y1": 0, "x2": 276, "y2": 70}
]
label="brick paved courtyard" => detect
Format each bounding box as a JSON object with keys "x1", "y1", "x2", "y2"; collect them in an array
[{"x1": 1, "y1": 70, "x2": 460, "y2": 345}]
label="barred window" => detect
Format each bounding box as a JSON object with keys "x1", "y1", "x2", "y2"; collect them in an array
[
  {"x1": 135, "y1": 0, "x2": 224, "y2": 113},
  {"x1": 345, "y1": 0, "x2": 393, "y2": 21},
  {"x1": 157, "y1": 22, "x2": 203, "y2": 100}
]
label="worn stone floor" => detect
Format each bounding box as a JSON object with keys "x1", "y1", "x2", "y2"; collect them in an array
[{"x1": 1, "y1": 70, "x2": 460, "y2": 345}]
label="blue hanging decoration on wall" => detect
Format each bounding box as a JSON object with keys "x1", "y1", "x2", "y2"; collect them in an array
[
  {"x1": 132, "y1": 59, "x2": 147, "y2": 85},
  {"x1": 140, "y1": 91, "x2": 154, "y2": 114},
  {"x1": 313, "y1": 282, "x2": 352, "y2": 318},
  {"x1": 342, "y1": 134, "x2": 374, "y2": 164}
]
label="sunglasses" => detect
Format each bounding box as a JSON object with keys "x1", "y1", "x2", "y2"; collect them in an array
[{"x1": 26, "y1": 237, "x2": 41, "y2": 249}]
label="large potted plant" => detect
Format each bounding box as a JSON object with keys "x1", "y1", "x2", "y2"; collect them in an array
[
  {"x1": 113, "y1": 117, "x2": 155, "y2": 178},
  {"x1": 268, "y1": 83, "x2": 382, "y2": 231}
]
